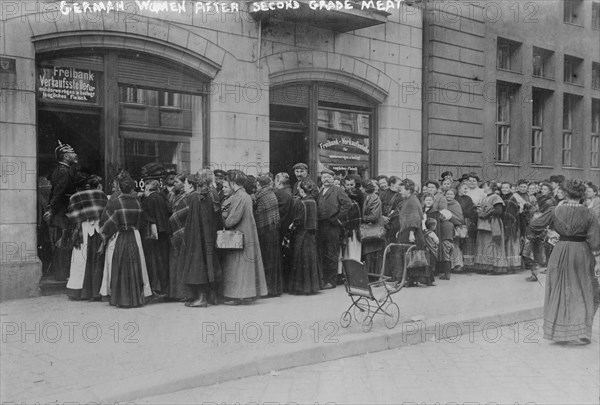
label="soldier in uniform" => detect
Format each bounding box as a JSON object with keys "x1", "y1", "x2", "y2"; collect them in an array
[{"x1": 43, "y1": 141, "x2": 78, "y2": 281}]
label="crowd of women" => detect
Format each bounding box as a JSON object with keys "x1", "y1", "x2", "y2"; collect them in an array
[{"x1": 47, "y1": 143, "x2": 599, "y2": 344}]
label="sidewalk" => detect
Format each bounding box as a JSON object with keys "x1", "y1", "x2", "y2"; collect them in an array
[{"x1": 1, "y1": 272, "x2": 545, "y2": 404}]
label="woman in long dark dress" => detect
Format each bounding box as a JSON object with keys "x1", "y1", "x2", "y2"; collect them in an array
[
  {"x1": 361, "y1": 180, "x2": 385, "y2": 275},
  {"x1": 456, "y1": 182, "x2": 477, "y2": 271},
  {"x1": 499, "y1": 182, "x2": 523, "y2": 272},
  {"x1": 289, "y1": 180, "x2": 322, "y2": 295},
  {"x1": 444, "y1": 188, "x2": 465, "y2": 273},
  {"x1": 66, "y1": 175, "x2": 107, "y2": 300},
  {"x1": 530, "y1": 179, "x2": 600, "y2": 344},
  {"x1": 99, "y1": 175, "x2": 152, "y2": 307},
  {"x1": 255, "y1": 175, "x2": 283, "y2": 297},
  {"x1": 141, "y1": 179, "x2": 171, "y2": 297},
  {"x1": 179, "y1": 173, "x2": 222, "y2": 307}
]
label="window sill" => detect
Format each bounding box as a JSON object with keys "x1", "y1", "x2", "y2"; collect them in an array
[
  {"x1": 563, "y1": 21, "x2": 584, "y2": 28},
  {"x1": 494, "y1": 162, "x2": 521, "y2": 167},
  {"x1": 564, "y1": 81, "x2": 585, "y2": 88},
  {"x1": 561, "y1": 166, "x2": 584, "y2": 170},
  {"x1": 530, "y1": 164, "x2": 555, "y2": 169},
  {"x1": 532, "y1": 75, "x2": 555, "y2": 81},
  {"x1": 496, "y1": 68, "x2": 523, "y2": 75},
  {"x1": 591, "y1": 167, "x2": 600, "y2": 170}
]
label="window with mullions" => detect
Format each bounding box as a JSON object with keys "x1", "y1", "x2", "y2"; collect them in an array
[
  {"x1": 593, "y1": 2, "x2": 600, "y2": 30},
  {"x1": 563, "y1": 94, "x2": 574, "y2": 166},
  {"x1": 593, "y1": 62, "x2": 600, "y2": 89},
  {"x1": 496, "y1": 85, "x2": 511, "y2": 162},
  {"x1": 564, "y1": 0, "x2": 584, "y2": 25},
  {"x1": 497, "y1": 38, "x2": 521, "y2": 72},
  {"x1": 592, "y1": 99, "x2": 600, "y2": 167},
  {"x1": 531, "y1": 92, "x2": 544, "y2": 165}
]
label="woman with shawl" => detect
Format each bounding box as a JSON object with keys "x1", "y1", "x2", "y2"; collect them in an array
[
  {"x1": 444, "y1": 188, "x2": 465, "y2": 273},
  {"x1": 99, "y1": 174, "x2": 152, "y2": 307},
  {"x1": 530, "y1": 179, "x2": 600, "y2": 344},
  {"x1": 393, "y1": 179, "x2": 434, "y2": 286},
  {"x1": 66, "y1": 175, "x2": 107, "y2": 300},
  {"x1": 221, "y1": 170, "x2": 268, "y2": 305},
  {"x1": 176, "y1": 173, "x2": 222, "y2": 307},
  {"x1": 474, "y1": 181, "x2": 509, "y2": 274},
  {"x1": 289, "y1": 179, "x2": 322, "y2": 295},
  {"x1": 499, "y1": 182, "x2": 523, "y2": 272},
  {"x1": 167, "y1": 173, "x2": 193, "y2": 301},
  {"x1": 254, "y1": 175, "x2": 283, "y2": 297}
]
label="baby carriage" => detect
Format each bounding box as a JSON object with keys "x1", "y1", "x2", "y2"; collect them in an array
[{"x1": 339, "y1": 243, "x2": 413, "y2": 332}]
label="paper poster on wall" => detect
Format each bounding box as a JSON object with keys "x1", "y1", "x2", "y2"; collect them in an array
[{"x1": 37, "y1": 65, "x2": 99, "y2": 103}]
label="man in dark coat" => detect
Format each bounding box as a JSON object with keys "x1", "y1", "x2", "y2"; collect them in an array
[
  {"x1": 317, "y1": 168, "x2": 352, "y2": 289},
  {"x1": 43, "y1": 141, "x2": 78, "y2": 281},
  {"x1": 274, "y1": 172, "x2": 294, "y2": 290}
]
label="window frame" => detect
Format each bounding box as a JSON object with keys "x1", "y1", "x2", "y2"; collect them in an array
[{"x1": 496, "y1": 85, "x2": 511, "y2": 162}]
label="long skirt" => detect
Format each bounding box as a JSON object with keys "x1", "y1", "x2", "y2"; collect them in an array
[
  {"x1": 462, "y1": 227, "x2": 477, "y2": 269},
  {"x1": 474, "y1": 230, "x2": 510, "y2": 273},
  {"x1": 67, "y1": 222, "x2": 104, "y2": 300},
  {"x1": 339, "y1": 231, "x2": 361, "y2": 274},
  {"x1": 168, "y1": 244, "x2": 193, "y2": 300},
  {"x1": 451, "y1": 239, "x2": 464, "y2": 270},
  {"x1": 504, "y1": 230, "x2": 522, "y2": 271},
  {"x1": 543, "y1": 241, "x2": 600, "y2": 341},
  {"x1": 258, "y1": 225, "x2": 283, "y2": 296},
  {"x1": 289, "y1": 229, "x2": 322, "y2": 295},
  {"x1": 362, "y1": 237, "x2": 385, "y2": 275},
  {"x1": 100, "y1": 230, "x2": 152, "y2": 307},
  {"x1": 143, "y1": 232, "x2": 170, "y2": 294}
]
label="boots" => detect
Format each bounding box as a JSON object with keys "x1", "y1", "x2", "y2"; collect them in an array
[
  {"x1": 185, "y1": 290, "x2": 207, "y2": 307},
  {"x1": 207, "y1": 288, "x2": 218, "y2": 306},
  {"x1": 439, "y1": 262, "x2": 451, "y2": 280}
]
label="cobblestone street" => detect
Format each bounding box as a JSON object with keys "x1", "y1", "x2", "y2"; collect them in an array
[{"x1": 138, "y1": 317, "x2": 600, "y2": 405}]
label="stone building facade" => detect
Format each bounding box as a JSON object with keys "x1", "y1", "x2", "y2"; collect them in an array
[
  {"x1": 422, "y1": 0, "x2": 600, "y2": 184},
  {"x1": 0, "y1": 1, "x2": 423, "y2": 299}
]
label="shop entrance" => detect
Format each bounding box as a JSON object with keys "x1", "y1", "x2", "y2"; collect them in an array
[
  {"x1": 269, "y1": 128, "x2": 308, "y2": 179},
  {"x1": 37, "y1": 109, "x2": 103, "y2": 180}
]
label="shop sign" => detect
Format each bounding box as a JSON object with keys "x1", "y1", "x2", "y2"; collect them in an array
[
  {"x1": 318, "y1": 134, "x2": 370, "y2": 171},
  {"x1": 37, "y1": 65, "x2": 99, "y2": 103}
]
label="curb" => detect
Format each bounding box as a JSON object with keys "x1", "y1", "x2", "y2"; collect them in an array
[{"x1": 35, "y1": 302, "x2": 543, "y2": 403}]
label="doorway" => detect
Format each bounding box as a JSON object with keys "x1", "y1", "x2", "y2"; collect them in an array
[{"x1": 269, "y1": 128, "x2": 308, "y2": 179}]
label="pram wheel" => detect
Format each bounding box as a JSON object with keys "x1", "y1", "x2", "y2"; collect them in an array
[
  {"x1": 354, "y1": 297, "x2": 371, "y2": 323},
  {"x1": 340, "y1": 311, "x2": 352, "y2": 328},
  {"x1": 362, "y1": 316, "x2": 374, "y2": 333},
  {"x1": 383, "y1": 302, "x2": 400, "y2": 329}
]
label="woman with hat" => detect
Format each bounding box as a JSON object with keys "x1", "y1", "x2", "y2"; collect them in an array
[
  {"x1": 530, "y1": 179, "x2": 600, "y2": 344},
  {"x1": 220, "y1": 170, "x2": 268, "y2": 304}
]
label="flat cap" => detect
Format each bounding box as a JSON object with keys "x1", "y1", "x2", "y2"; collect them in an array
[
  {"x1": 320, "y1": 168, "x2": 335, "y2": 176},
  {"x1": 293, "y1": 162, "x2": 308, "y2": 170}
]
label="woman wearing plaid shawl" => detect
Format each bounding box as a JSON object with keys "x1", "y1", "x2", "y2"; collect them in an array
[
  {"x1": 66, "y1": 175, "x2": 107, "y2": 300},
  {"x1": 254, "y1": 176, "x2": 283, "y2": 297},
  {"x1": 99, "y1": 175, "x2": 152, "y2": 307}
]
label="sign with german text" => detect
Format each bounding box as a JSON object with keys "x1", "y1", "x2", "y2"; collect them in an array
[{"x1": 37, "y1": 65, "x2": 99, "y2": 103}]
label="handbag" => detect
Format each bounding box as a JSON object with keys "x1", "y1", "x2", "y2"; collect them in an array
[
  {"x1": 454, "y1": 224, "x2": 468, "y2": 239},
  {"x1": 360, "y1": 222, "x2": 386, "y2": 241},
  {"x1": 216, "y1": 229, "x2": 244, "y2": 250},
  {"x1": 477, "y1": 218, "x2": 492, "y2": 231},
  {"x1": 406, "y1": 249, "x2": 429, "y2": 268}
]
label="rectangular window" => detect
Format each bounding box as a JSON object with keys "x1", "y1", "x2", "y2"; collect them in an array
[
  {"x1": 593, "y1": 62, "x2": 600, "y2": 89},
  {"x1": 564, "y1": 55, "x2": 583, "y2": 84},
  {"x1": 592, "y1": 2, "x2": 600, "y2": 29},
  {"x1": 497, "y1": 38, "x2": 521, "y2": 72},
  {"x1": 496, "y1": 86, "x2": 511, "y2": 162},
  {"x1": 592, "y1": 99, "x2": 600, "y2": 167},
  {"x1": 563, "y1": 94, "x2": 574, "y2": 166},
  {"x1": 531, "y1": 92, "x2": 544, "y2": 164},
  {"x1": 564, "y1": 0, "x2": 584, "y2": 25},
  {"x1": 532, "y1": 47, "x2": 554, "y2": 79}
]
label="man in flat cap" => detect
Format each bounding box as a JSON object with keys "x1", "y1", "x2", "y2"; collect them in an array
[
  {"x1": 43, "y1": 140, "x2": 79, "y2": 281},
  {"x1": 317, "y1": 167, "x2": 352, "y2": 289},
  {"x1": 292, "y1": 162, "x2": 319, "y2": 200}
]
